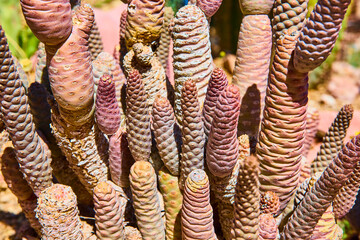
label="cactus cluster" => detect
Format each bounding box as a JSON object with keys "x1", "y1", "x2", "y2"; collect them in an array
[{"x1": 0, "y1": 0, "x2": 359, "y2": 239}]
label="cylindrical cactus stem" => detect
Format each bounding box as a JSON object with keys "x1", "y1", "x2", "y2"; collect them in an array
[
  {"x1": 232, "y1": 15, "x2": 272, "y2": 150},
  {"x1": 181, "y1": 169, "x2": 217, "y2": 240},
  {"x1": 36, "y1": 184, "x2": 83, "y2": 239},
  {"x1": 179, "y1": 80, "x2": 206, "y2": 189},
  {"x1": 258, "y1": 213, "x2": 279, "y2": 240},
  {"x1": 311, "y1": 104, "x2": 354, "y2": 175},
  {"x1": 123, "y1": 42, "x2": 167, "y2": 113},
  {"x1": 281, "y1": 134, "x2": 360, "y2": 240},
  {"x1": 172, "y1": 5, "x2": 213, "y2": 124},
  {"x1": 109, "y1": 128, "x2": 135, "y2": 188},
  {"x1": 0, "y1": 26, "x2": 53, "y2": 196},
  {"x1": 238, "y1": 0, "x2": 274, "y2": 15},
  {"x1": 206, "y1": 84, "x2": 241, "y2": 177},
  {"x1": 157, "y1": 7, "x2": 174, "y2": 69},
  {"x1": 119, "y1": 8, "x2": 127, "y2": 68},
  {"x1": 260, "y1": 191, "x2": 280, "y2": 216},
  {"x1": 303, "y1": 108, "x2": 320, "y2": 157},
  {"x1": 333, "y1": 162, "x2": 360, "y2": 220},
  {"x1": 196, "y1": 0, "x2": 223, "y2": 18},
  {"x1": 202, "y1": 68, "x2": 229, "y2": 138},
  {"x1": 34, "y1": 43, "x2": 51, "y2": 92},
  {"x1": 88, "y1": 19, "x2": 104, "y2": 61},
  {"x1": 95, "y1": 74, "x2": 121, "y2": 136},
  {"x1": 125, "y1": 0, "x2": 165, "y2": 49},
  {"x1": 293, "y1": 0, "x2": 351, "y2": 73},
  {"x1": 94, "y1": 181, "x2": 127, "y2": 240},
  {"x1": 48, "y1": 4, "x2": 95, "y2": 128},
  {"x1": 256, "y1": 29, "x2": 308, "y2": 215},
  {"x1": 1, "y1": 147, "x2": 41, "y2": 234},
  {"x1": 126, "y1": 69, "x2": 152, "y2": 162},
  {"x1": 310, "y1": 206, "x2": 343, "y2": 240},
  {"x1": 158, "y1": 166, "x2": 183, "y2": 240},
  {"x1": 152, "y1": 96, "x2": 181, "y2": 176},
  {"x1": 272, "y1": 0, "x2": 309, "y2": 39},
  {"x1": 129, "y1": 161, "x2": 165, "y2": 240},
  {"x1": 20, "y1": 0, "x2": 72, "y2": 55},
  {"x1": 231, "y1": 155, "x2": 260, "y2": 240}
]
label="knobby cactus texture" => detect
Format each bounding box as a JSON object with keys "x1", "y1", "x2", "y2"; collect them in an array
[
  {"x1": 129, "y1": 161, "x2": 165, "y2": 239},
  {"x1": 311, "y1": 104, "x2": 354, "y2": 175},
  {"x1": 172, "y1": 4, "x2": 213, "y2": 124},
  {"x1": 0, "y1": 26, "x2": 53, "y2": 196},
  {"x1": 181, "y1": 169, "x2": 217, "y2": 240},
  {"x1": 179, "y1": 79, "x2": 205, "y2": 189},
  {"x1": 238, "y1": 0, "x2": 274, "y2": 14},
  {"x1": 281, "y1": 134, "x2": 360, "y2": 239},
  {"x1": 258, "y1": 213, "x2": 278, "y2": 240},
  {"x1": 196, "y1": 0, "x2": 223, "y2": 17}
]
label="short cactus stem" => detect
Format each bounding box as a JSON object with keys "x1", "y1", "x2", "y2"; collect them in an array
[
  {"x1": 36, "y1": 184, "x2": 83, "y2": 239},
  {"x1": 260, "y1": 191, "x2": 280, "y2": 216},
  {"x1": 129, "y1": 161, "x2": 165, "y2": 239},
  {"x1": 258, "y1": 213, "x2": 279, "y2": 240},
  {"x1": 238, "y1": 0, "x2": 274, "y2": 14},
  {"x1": 181, "y1": 169, "x2": 217, "y2": 240},
  {"x1": 94, "y1": 181, "x2": 127, "y2": 240}
]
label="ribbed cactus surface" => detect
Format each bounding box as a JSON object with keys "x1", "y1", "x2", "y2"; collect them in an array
[
  {"x1": 202, "y1": 68, "x2": 228, "y2": 138},
  {"x1": 206, "y1": 85, "x2": 241, "y2": 178},
  {"x1": 181, "y1": 169, "x2": 217, "y2": 240},
  {"x1": 0, "y1": 26, "x2": 53, "y2": 196},
  {"x1": 36, "y1": 184, "x2": 83, "y2": 239},
  {"x1": 94, "y1": 181, "x2": 127, "y2": 240},
  {"x1": 231, "y1": 156, "x2": 260, "y2": 239},
  {"x1": 310, "y1": 206, "x2": 343, "y2": 240},
  {"x1": 126, "y1": 69, "x2": 152, "y2": 162},
  {"x1": 157, "y1": 7, "x2": 174, "y2": 69},
  {"x1": 257, "y1": 30, "x2": 308, "y2": 215},
  {"x1": 281, "y1": 134, "x2": 360, "y2": 239},
  {"x1": 293, "y1": 0, "x2": 351, "y2": 72},
  {"x1": 95, "y1": 74, "x2": 121, "y2": 135},
  {"x1": 311, "y1": 104, "x2": 353, "y2": 175},
  {"x1": 179, "y1": 80, "x2": 205, "y2": 189},
  {"x1": 152, "y1": 96, "x2": 180, "y2": 175},
  {"x1": 172, "y1": 5, "x2": 213, "y2": 124},
  {"x1": 258, "y1": 213, "x2": 278, "y2": 240},
  {"x1": 303, "y1": 108, "x2": 320, "y2": 157},
  {"x1": 129, "y1": 161, "x2": 165, "y2": 240},
  {"x1": 196, "y1": 0, "x2": 223, "y2": 17},
  {"x1": 88, "y1": 20, "x2": 104, "y2": 61},
  {"x1": 125, "y1": 0, "x2": 165, "y2": 49},
  {"x1": 260, "y1": 191, "x2": 280, "y2": 215}
]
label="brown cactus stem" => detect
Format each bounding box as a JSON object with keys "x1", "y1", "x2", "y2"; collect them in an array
[
  {"x1": 181, "y1": 169, "x2": 217, "y2": 240},
  {"x1": 125, "y1": 0, "x2": 164, "y2": 49},
  {"x1": 126, "y1": 69, "x2": 152, "y2": 162},
  {"x1": 34, "y1": 43, "x2": 51, "y2": 92},
  {"x1": 94, "y1": 181, "x2": 127, "y2": 240},
  {"x1": 0, "y1": 26, "x2": 53, "y2": 196},
  {"x1": 303, "y1": 108, "x2": 320, "y2": 157},
  {"x1": 88, "y1": 19, "x2": 104, "y2": 61},
  {"x1": 172, "y1": 5, "x2": 213, "y2": 124},
  {"x1": 158, "y1": 166, "x2": 183, "y2": 240},
  {"x1": 129, "y1": 161, "x2": 165, "y2": 239},
  {"x1": 109, "y1": 128, "x2": 135, "y2": 188},
  {"x1": 311, "y1": 104, "x2": 354, "y2": 175},
  {"x1": 206, "y1": 84, "x2": 241, "y2": 177},
  {"x1": 95, "y1": 74, "x2": 121, "y2": 136},
  {"x1": 258, "y1": 213, "x2": 279, "y2": 240},
  {"x1": 123, "y1": 42, "x2": 167, "y2": 113},
  {"x1": 1, "y1": 147, "x2": 41, "y2": 234},
  {"x1": 260, "y1": 191, "x2": 280, "y2": 216},
  {"x1": 281, "y1": 134, "x2": 360, "y2": 240},
  {"x1": 152, "y1": 96, "x2": 181, "y2": 175},
  {"x1": 232, "y1": 15, "x2": 272, "y2": 150},
  {"x1": 293, "y1": 0, "x2": 351, "y2": 73},
  {"x1": 119, "y1": 8, "x2": 128, "y2": 69},
  {"x1": 157, "y1": 7, "x2": 174, "y2": 70},
  {"x1": 333, "y1": 162, "x2": 360, "y2": 219},
  {"x1": 179, "y1": 80, "x2": 206, "y2": 189},
  {"x1": 231, "y1": 155, "x2": 260, "y2": 240},
  {"x1": 196, "y1": 0, "x2": 223, "y2": 18},
  {"x1": 238, "y1": 0, "x2": 274, "y2": 15},
  {"x1": 20, "y1": 0, "x2": 72, "y2": 55},
  {"x1": 28, "y1": 83, "x2": 93, "y2": 205},
  {"x1": 202, "y1": 68, "x2": 228, "y2": 138},
  {"x1": 36, "y1": 184, "x2": 83, "y2": 239},
  {"x1": 256, "y1": 29, "x2": 308, "y2": 215},
  {"x1": 272, "y1": 0, "x2": 309, "y2": 39},
  {"x1": 48, "y1": 4, "x2": 95, "y2": 128}
]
